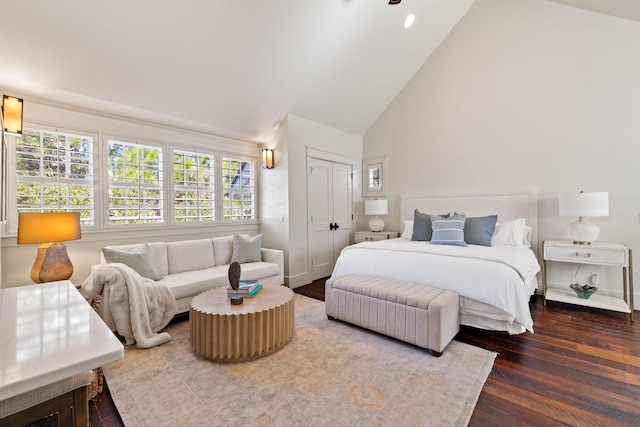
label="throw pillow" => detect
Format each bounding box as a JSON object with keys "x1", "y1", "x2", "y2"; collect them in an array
[
  {"x1": 491, "y1": 218, "x2": 527, "y2": 247},
  {"x1": 464, "y1": 215, "x2": 498, "y2": 247},
  {"x1": 401, "y1": 220, "x2": 414, "y2": 239},
  {"x1": 430, "y1": 213, "x2": 467, "y2": 247},
  {"x1": 102, "y1": 244, "x2": 162, "y2": 280},
  {"x1": 411, "y1": 210, "x2": 450, "y2": 241},
  {"x1": 231, "y1": 234, "x2": 263, "y2": 264}
]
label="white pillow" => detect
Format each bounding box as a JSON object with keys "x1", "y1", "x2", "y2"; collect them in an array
[
  {"x1": 102, "y1": 244, "x2": 162, "y2": 280},
  {"x1": 522, "y1": 226, "x2": 533, "y2": 248},
  {"x1": 401, "y1": 220, "x2": 414, "y2": 239},
  {"x1": 231, "y1": 234, "x2": 263, "y2": 264},
  {"x1": 491, "y1": 218, "x2": 526, "y2": 247}
]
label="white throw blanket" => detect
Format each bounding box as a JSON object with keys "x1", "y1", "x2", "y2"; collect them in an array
[{"x1": 81, "y1": 263, "x2": 177, "y2": 348}]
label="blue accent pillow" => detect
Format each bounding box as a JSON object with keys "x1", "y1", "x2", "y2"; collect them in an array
[
  {"x1": 411, "y1": 209, "x2": 450, "y2": 241},
  {"x1": 464, "y1": 215, "x2": 498, "y2": 247},
  {"x1": 430, "y1": 213, "x2": 467, "y2": 247}
]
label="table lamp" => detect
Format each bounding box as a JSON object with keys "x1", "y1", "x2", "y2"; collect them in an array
[
  {"x1": 17, "y1": 212, "x2": 81, "y2": 283},
  {"x1": 365, "y1": 199, "x2": 388, "y2": 232},
  {"x1": 558, "y1": 191, "x2": 608, "y2": 244}
]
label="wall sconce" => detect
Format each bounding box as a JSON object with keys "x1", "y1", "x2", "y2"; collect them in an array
[
  {"x1": 2, "y1": 95, "x2": 24, "y2": 135},
  {"x1": 262, "y1": 148, "x2": 274, "y2": 169},
  {"x1": 559, "y1": 191, "x2": 609, "y2": 244},
  {"x1": 17, "y1": 212, "x2": 82, "y2": 283}
]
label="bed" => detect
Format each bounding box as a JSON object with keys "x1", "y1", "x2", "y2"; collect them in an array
[{"x1": 331, "y1": 191, "x2": 541, "y2": 334}]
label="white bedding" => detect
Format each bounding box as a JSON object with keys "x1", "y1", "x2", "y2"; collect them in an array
[{"x1": 331, "y1": 238, "x2": 541, "y2": 333}]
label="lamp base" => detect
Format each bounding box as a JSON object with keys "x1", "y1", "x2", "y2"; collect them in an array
[
  {"x1": 30, "y1": 242, "x2": 74, "y2": 283},
  {"x1": 368, "y1": 216, "x2": 385, "y2": 232},
  {"x1": 565, "y1": 217, "x2": 599, "y2": 245}
]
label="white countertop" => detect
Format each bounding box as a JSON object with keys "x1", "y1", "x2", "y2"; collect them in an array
[{"x1": 0, "y1": 280, "x2": 124, "y2": 400}]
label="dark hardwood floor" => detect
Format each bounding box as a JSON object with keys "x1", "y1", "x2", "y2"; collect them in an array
[{"x1": 87, "y1": 278, "x2": 639, "y2": 426}]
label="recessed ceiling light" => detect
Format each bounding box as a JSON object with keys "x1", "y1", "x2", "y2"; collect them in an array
[{"x1": 404, "y1": 14, "x2": 415, "y2": 29}]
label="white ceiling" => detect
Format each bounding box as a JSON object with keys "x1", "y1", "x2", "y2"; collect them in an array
[
  {"x1": 0, "y1": 0, "x2": 638, "y2": 143},
  {"x1": 548, "y1": 0, "x2": 640, "y2": 23}
]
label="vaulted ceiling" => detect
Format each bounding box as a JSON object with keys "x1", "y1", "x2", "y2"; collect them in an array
[{"x1": 0, "y1": 0, "x2": 637, "y2": 143}]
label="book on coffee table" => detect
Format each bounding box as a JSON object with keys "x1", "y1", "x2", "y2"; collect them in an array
[{"x1": 227, "y1": 281, "x2": 262, "y2": 297}]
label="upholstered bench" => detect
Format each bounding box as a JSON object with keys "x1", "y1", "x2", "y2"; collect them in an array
[{"x1": 325, "y1": 274, "x2": 460, "y2": 356}]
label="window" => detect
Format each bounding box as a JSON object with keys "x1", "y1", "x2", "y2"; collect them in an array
[
  {"x1": 173, "y1": 149, "x2": 215, "y2": 223},
  {"x1": 16, "y1": 128, "x2": 94, "y2": 224},
  {"x1": 222, "y1": 156, "x2": 255, "y2": 221},
  {"x1": 107, "y1": 139, "x2": 163, "y2": 224}
]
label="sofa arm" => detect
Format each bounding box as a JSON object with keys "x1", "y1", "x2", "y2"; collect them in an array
[{"x1": 261, "y1": 248, "x2": 284, "y2": 284}]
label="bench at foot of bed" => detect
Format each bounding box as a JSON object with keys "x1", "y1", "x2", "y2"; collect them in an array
[{"x1": 325, "y1": 274, "x2": 460, "y2": 357}]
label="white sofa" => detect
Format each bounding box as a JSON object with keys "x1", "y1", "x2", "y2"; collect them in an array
[{"x1": 97, "y1": 235, "x2": 284, "y2": 314}]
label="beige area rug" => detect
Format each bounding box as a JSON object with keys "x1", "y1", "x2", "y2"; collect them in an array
[{"x1": 103, "y1": 294, "x2": 496, "y2": 427}]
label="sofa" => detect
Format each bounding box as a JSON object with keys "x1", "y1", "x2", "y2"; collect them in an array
[
  {"x1": 96, "y1": 234, "x2": 284, "y2": 314},
  {"x1": 81, "y1": 234, "x2": 284, "y2": 347}
]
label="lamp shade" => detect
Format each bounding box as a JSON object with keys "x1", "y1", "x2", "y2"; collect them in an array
[
  {"x1": 2, "y1": 95, "x2": 24, "y2": 134},
  {"x1": 17, "y1": 212, "x2": 81, "y2": 244},
  {"x1": 262, "y1": 148, "x2": 274, "y2": 169},
  {"x1": 365, "y1": 199, "x2": 388, "y2": 216},
  {"x1": 559, "y1": 192, "x2": 609, "y2": 217}
]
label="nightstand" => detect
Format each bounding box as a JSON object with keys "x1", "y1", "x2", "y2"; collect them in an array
[
  {"x1": 354, "y1": 231, "x2": 399, "y2": 243},
  {"x1": 542, "y1": 240, "x2": 634, "y2": 321}
]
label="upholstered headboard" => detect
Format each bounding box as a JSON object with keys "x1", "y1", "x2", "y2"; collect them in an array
[{"x1": 400, "y1": 190, "x2": 539, "y2": 254}]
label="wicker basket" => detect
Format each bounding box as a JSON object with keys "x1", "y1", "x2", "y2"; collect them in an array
[{"x1": 88, "y1": 295, "x2": 105, "y2": 399}]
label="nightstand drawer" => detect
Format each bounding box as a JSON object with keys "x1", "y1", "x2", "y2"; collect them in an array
[
  {"x1": 544, "y1": 246, "x2": 626, "y2": 266},
  {"x1": 354, "y1": 231, "x2": 399, "y2": 243}
]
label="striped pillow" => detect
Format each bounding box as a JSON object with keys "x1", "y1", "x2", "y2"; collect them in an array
[{"x1": 430, "y1": 213, "x2": 467, "y2": 247}]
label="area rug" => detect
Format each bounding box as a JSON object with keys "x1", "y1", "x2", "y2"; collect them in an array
[{"x1": 103, "y1": 294, "x2": 496, "y2": 427}]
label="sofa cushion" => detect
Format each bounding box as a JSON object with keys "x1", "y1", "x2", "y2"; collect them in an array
[
  {"x1": 236, "y1": 261, "x2": 280, "y2": 282},
  {"x1": 158, "y1": 267, "x2": 230, "y2": 300},
  {"x1": 102, "y1": 244, "x2": 162, "y2": 280},
  {"x1": 167, "y1": 239, "x2": 215, "y2": 274},
  {"x1": 158, "y1": 262, "x2": 280, "y2": 301},
  {"x1": 213, "y1": 236, "x2": 234, "y2": 266},
  {"x1": 147, "y1": 242, "x2": 169, "y2": 277},
  {"x1": 231, "y1": 234, "x2": 262, "y2": 264}
]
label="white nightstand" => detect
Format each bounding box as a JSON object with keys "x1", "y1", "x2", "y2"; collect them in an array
[
  {"x1": 542, "y1": 240, "x2": 634, "y2": 321},
  {"x1": 354, "y1": 231, "x2": 399, "y2": 243}
]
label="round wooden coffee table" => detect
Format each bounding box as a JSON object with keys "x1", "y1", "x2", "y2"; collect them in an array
[{"x1": 189, "y1": 284, "x2": 294, "y2": 362}]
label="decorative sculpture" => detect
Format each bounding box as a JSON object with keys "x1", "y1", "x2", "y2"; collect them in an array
[{"x1": 228, "y1": 261, "x2": 243, "y2": 305}]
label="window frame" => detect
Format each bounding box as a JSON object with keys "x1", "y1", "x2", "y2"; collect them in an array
[
  {"x1": 103, "y1": 135, "x2": 165, "y2": 229},
  {"x1": 5, "y1": 123, "x2": 259, "y2": 236},
  {"x1": 7, "y1": 123, "x2": 100, "y2": 234},
  {"x1": 221, "y1": 154, "x2": 257, "y2": 223},
  {"x1": 170, "y1": 146, "x2": 217, "y2": 226}
]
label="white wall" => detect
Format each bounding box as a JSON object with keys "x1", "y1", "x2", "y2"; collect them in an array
[
  {"x1": 364, "y1": 0, "x2": 640, "y2": 301},
  {"x1": 259, "y1": 117, "x2": 290, "y2": 277},
  {"x1": 1, "y1": 98, "x2": 260, "y2": 288}
]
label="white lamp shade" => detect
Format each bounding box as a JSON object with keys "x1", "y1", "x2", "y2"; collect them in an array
[
  {"x1": 364, "y1": 199, "x2": 388, "y2": 216},
  {"x1": 559, "y1": 192, "x2": 609, "y2": 217}
]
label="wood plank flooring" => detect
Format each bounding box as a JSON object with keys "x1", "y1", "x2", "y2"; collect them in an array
[{"x1": 87, "y1": 278, "x2": 639, "y2": 426}]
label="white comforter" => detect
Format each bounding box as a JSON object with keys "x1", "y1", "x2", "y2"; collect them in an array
[{"x1": 331, "y1": 239, "x2": 540, "y2": 333}]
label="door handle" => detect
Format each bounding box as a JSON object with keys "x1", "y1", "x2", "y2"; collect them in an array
[
  {"x1": 329, "y1": 222, "x2": 339, "y2": 231},
  {"x1": 334, "y1": 223, "x2": 339, "y2": 230}
]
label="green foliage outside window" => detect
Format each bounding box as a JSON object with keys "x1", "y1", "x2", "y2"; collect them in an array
[
  {"x1": 108, "y1": 140, "x2": 163, "y2": 224},
  {"x1": 173, "y1": 150, "x2": 215, "y2": 223},
  {"x1": 16, "y1": 129, "x2": 93, "y2": 224}
]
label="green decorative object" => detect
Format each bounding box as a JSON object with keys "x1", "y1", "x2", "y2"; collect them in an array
[{"x1": 570, "y1": 283, "x2": 598, "y2": 299}]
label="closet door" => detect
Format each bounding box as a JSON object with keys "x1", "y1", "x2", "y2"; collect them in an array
[
  {"x1": 331, "y1": 162, "x2": 352, "y2": 265},
  {"x1": 307, "y1": 157, "x2": 353, "y2": 281}
]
